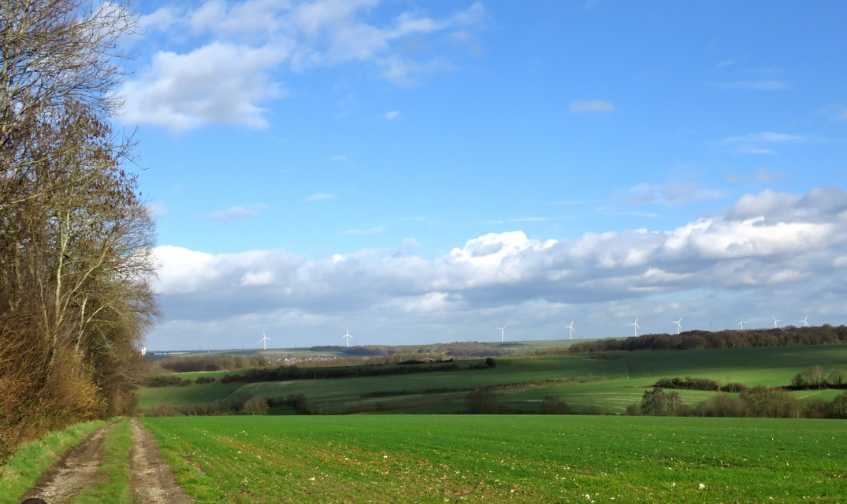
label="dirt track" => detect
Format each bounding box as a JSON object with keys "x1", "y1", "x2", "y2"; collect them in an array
[
  {"x1": 129, "y1": 419, "x2": 193, "y2": 504},
  {"x1": 20, "y1": 419, "x2": 193, "y2": 504}
]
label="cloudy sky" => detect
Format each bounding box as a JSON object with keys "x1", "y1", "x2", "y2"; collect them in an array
[{"x1": 124, "y1": 0, "x2": 847, "y2": 350}]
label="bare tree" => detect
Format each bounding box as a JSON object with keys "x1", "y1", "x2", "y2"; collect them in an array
[{"x1": 0, "y1": 0, "x2": 154, "y2": 458}]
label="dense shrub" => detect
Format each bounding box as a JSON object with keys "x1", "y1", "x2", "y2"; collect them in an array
[
  {"x1": 147, "y1": 375, "x2": 192, "y2": 387},
  {"x1": 267, "y1": 394, "x2": 311, "y2": 415},
  {"x1": 241, "y1": 396, "x2": 269, "y2": 415},
  {"x1": 539, "y1": 396, "x2": 571, "y2": 414},
  {"x1": 466, "y1": 389, "x2": 498, "y2": 414},
  {"x1": 639, "y1": 388, "x2": 685, "y2": 416},
  {"x1": 655, "y1": 377, "x2": 720, "y2": 391}
]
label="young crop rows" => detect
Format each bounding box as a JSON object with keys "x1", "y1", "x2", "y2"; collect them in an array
[{"x1": 143, "y1": 415, "x2": 847, "y2": 503}]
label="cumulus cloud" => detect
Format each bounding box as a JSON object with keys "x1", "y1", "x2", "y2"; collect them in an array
[
  {"x1": 148, "y1": 188, "x2": 847, "y2": 349},
  {"x1": 570, "y1": 100, "x2": 615, "y2": 114},
  {"x1": 122, "y1": 42, "x2": 287, "y2": 132},
  {"x1": 122, "y1": 0, "x2": 486, "y2": 132}
]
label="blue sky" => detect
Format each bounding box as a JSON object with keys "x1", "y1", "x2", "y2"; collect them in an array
[{"x1": 122, "y1": 0, "x2": 847, "y2": 350}]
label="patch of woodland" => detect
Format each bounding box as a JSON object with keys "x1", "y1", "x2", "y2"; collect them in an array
[
  {"x1": 141, "y1": 394, "x2": 311, "y2": 417},
  {"x1": 156, "y1": 355, "x2": 271, "y2": 373},
  {"x1": 629, "y1": 386, "x2": 847, "y2": 419},
  {"x1": 145, "y1": 375, "x2": 218, "y2": 387},
  {"x1": 217, "y1": 359, "x2": 488, "y2": 385},
  {"x1": 0, "y1": 1, "x2": 157, "y2": 462},
  {"x1": 654, "y1": 377, "x2": 748, "y2": 393},
  {"x1": 569, "y1": 325, "x2": 847, "y2": 354}
]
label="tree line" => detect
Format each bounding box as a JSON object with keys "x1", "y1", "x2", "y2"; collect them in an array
[
  {"x1": 632, "y1": 386, "x2": 847, "y2": 419},
  {"x1": 569, "y1": 325, "x2": 847, "y2": 353},
  {"x1": 220, "y1": 360, "x2": 466, "y2": 384},
  {"x1": 157, "y1": 354, "x2": 271, "y2": 373},
  {"x1": 0, "y1": 0, "x2": 156, "y2": 461}
]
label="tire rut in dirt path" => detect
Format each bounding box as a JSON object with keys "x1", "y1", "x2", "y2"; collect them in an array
[
  {"x1": 130, "y1": 418, "x2": 194, "y2": 504},
  {"x1": 20, "y1": 422, "x2": 115, "y2": 504}
]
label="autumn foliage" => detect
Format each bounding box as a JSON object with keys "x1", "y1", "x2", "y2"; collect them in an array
[{"x1": 1, "y1": 0, "x2": 156, "y2": 461}]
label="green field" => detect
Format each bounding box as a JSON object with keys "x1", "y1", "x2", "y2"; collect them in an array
[
  {"x1": 138, "y1": 344, "x2": 847, "y2": 414},
  {"x1": 143, "y1": 415, "x2": 847, "y2": 503}
]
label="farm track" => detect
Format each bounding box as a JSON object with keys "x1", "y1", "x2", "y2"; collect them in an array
[
  {"x1": 19, "y1": 419, "x2": 193, "y2": 504},
  {"x1": 130, "y1": 418, "x2": 194, "y2": 504},
  {"x1": 20, "y1": 423, "x2": 113, "y2": 503}
]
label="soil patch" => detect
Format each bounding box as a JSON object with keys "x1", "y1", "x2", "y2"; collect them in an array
[
  {"x1": 19, "y1": 419, "x2": 193, "y2": 504},
  {"x1": 20, "y1": 423, "x2": 114, "y2": 503}
]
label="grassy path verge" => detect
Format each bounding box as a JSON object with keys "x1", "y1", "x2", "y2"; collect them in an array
[
  {"x1": 69, "y1": 419, "x2": 133, "y2": 504},
  {"x1": 0, "y1": 420, "x2": 107, "y2": 504}
]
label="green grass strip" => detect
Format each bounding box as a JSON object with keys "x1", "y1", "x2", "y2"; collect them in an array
[
  {"x1": 0, "y1": 420, "x2": 107, "y2": 504},
  {"x1": 69, "y1": 418, "x2": 133, "y2": 504}
]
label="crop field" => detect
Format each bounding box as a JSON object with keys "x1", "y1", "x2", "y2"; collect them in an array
[
  {"x1": 143, "y1": 415, "x2": 847, "y2": 503},
  {"x1": 138, "y1": 344, "x2": 847, "y2": 414}
]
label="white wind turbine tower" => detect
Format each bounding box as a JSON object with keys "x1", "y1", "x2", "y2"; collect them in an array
[
  {"x1": 772, "y1": 316, "x2": 781, "y2": 329},
  {"x1": 260, "y1": 331, "x2": 270, "y2": 351},
  {"x1": 800, "y1": 316, "x2": 810, "y2": 327},
  {"x1": 342, "y1": 328, "x2": 353, "y2": 347},
  {"x1": 497, "y1": 325, "x2": 508, "y2": 343},
  {"x1": 566, "y1": 321, "x2": 575, "y2": 340},
  {"x1": 672, "y1": 318, "x2": 682, "y2": 335},
  {"x1": 629, "y1": 317, "x2": 640, "y2": 337},
  {"x1": 737, "y1": 320, "x2": 747, "y2": 330}
]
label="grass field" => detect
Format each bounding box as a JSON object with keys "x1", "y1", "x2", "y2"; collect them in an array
[
  {"x1": 143, "y1": 415, "x2": 847, "y2": 503},
  {"x1": 138, "y1": 344, "x2": 847, "y2": 414}
]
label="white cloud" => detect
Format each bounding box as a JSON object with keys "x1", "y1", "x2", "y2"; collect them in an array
[
  {"x1": 726, "y1": 167, "x2": 785, "y2": 184},
  {"x1": 712, "y1": 80, "x2": 789, "y2": 90},
  {"x1": 720, "y1": 131, "x2": 809, "y2": 155},
  {"x1": 620, "y1": 179, "x2": 725, "y2": 206},
  {"x1": 341, "y1": 226, "x2": 386, "y2": 235},
  {"x1": 121, "y1": 42, "x2": 287, "y2": 132},
  {"x1": 828, "y1": 105, "x2": 847, "y2": 122},
  {"x1": 570, "y1": 100, "x2": 615, "y2": 114},
  {"x1": 384, "y1": 110, "x2": 400, "y2": 120},
  {"x1": 146, "y1": 202, "x2": 169, "y2": 217},
  {"x1": 723, "y1": 132, "x2": 808, "y2": 143},
  {"x1": 201, "y1": 203, "x2": 268, "y2": 221},
  {"x1": 304, "y1": 193, "x2": 336, "y2": 202},
  {"x1": 122, "y1": 1, "x2": 486, "y2": 131},
  {"x1": 328, "y1": 154, "x2": 349, "y2": 162},
  {"x1": 483, "y1": 217, "x2": 550, "y2": 224},
  {"x1": 149, "y1": 188, "x2": 847, "y2": 349}
]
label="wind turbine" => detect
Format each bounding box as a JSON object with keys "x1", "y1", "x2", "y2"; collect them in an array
[
  {"x1": 800, "y1": 316, "x2": 810, "y2": 327},
  {"x1": 737, "y1": 320, "x2": 747, "y2": 330},
  {"x1": 260, "y1": 331, "x2": 270, "y2": 351},
  {"x1": 342, "y1": 328, "x2": 353, "y2": 347},
  {"x1": 496, "y1": 325, "x2": 508, "y2": 343},
  {"x1": 566, "y1": 321, "x2": 575, "y2": 340},
  {"x1": 672, "y1": 318, "x2": 682, "y2": 335},
  {"x1": 629, "y1": 317, "x2": 640, "y2": 337},
  {"x1": 772, "y1": 316, "x2": 781, "y2": 329}
]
